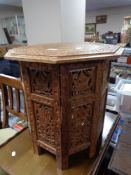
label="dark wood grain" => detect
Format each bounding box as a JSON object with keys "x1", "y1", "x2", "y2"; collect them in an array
[
  {"x1": 0, "y1": 84, "x2": 8, "y2": 128},
  {"x1": 7, "y1": 86, "x2": 13, "y2": 109},
  {"x1": 15, "y1": 88, "x2": 20, "y2": 113}
]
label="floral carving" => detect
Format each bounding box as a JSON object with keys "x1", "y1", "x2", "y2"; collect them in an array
[
  {"x1": 69, "y1": 103, "x2": 92, "y2": 149},
  {"x1": 30, "y1": 69, "x2": 52, "y2": 96},
  {"x1": 34, "y1": 102, "x2": 56, "y2": 147},
  {"x1": 71, "y1": 67, "x2": 96, "y2": 96}
]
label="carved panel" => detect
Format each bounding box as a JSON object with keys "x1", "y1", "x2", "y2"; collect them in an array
[
  {"x1": 69, "y1": 103, "x2": 93, "y2": 149},
  {"x1": 70, "y1": 67, "x2": 96, "y2": 96},
  {"x1": 29, "y1": 69, "x2": 53, "y2": 96},
  {"x1": 20, "y1": 61, "x2": 111, "y2": 169},
  {"x1": 34, "y1": 102, "x2": 56, "y2": 147}
]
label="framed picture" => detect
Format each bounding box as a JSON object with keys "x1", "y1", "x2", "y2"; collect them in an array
[
  {"x1": 85, "y1": 23, "x2": 96, "y2": 35},
  {"x1": 96, "y1": 15, "x2": 107, "y2": 24}
]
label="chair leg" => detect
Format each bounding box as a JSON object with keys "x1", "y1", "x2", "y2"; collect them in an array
[
  {"x1": 1, "y1": 84, "x2": 9, "y2": 128},
  {"x1": 0, "y1": 105, "x2": 2, "y2": 128},
  {"x1": 0, "y1": 89, "x2": 2, "y2": 128},
  {"x1": 0, "y1": 121, "x2": 2, "y2": 129},
  {"x1": 2, "y1": 109, "x2": 8, "y2": 128}
]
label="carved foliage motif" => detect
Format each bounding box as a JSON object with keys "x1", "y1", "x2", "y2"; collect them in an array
[
  {"x1": 30, "y1": 69, "x2": 52, "y2": 96},
  {"x1": 34, "y1": 102, "x2": 56, "y2": 147},
  {"x1": 69, "y1": 103, "x2": 92, "y2": 149},
  {"x1": 70, "y1": 67, "x2": 96, "y2": 96}
]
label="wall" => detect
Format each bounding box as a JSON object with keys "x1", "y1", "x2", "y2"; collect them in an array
[
  {"x1": 22, "y1": 0, "x2": 86, "y2": 44},
  {"x1": 61, "y1": 0, "x2": 86, "y2": 42},
  {"x1": 86, "y1": 6, "x2": 131, "y2": 35},
  {"x1": 22, "y1": 0, "x2": 62, "y2": 44}
]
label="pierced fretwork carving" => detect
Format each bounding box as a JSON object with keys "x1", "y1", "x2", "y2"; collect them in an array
[
  {"x1": 69, "y1": 103, "x2": 92, "y2": 149},
  {"x1": 34, "y1": 102, "x2": 56, "y2": 147},
  {"x1": 71, "y1": 67, "x2": 96, "y2": 96},
  {"x1": 30, "y1": 69, "x2": 52, "y2": 96},
  {"x1": 19, "y1": 60, "x2": 111, "y2": 169}
]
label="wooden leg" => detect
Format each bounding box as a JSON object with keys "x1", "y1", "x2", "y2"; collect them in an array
[
  {"x1": 33, "y1": 145, "x2": 43, "y2": 155},
  {"x1": 0, "y1": 97, "x2": 1, "y2": 129},
  {"x1": 2, "y1": 110, "x2": 8, "y2": 128},
  {"x1": 0, "y1": 101, "x2": 2, "y2": 129},
  {"x1": 30, "y1": 134, "x2": 43, "y2": 155},
  {"x1": 1, "y1": 84, "x2": 8, "y2": 128},
  {"x1": 33, "y1": 144, "x2": 43, "y2": 155},
  {"x1": 56, "y1": 152, "x2": 69, "y2": 170},
  {"x1": 89, "y1": 132, "x2": 102, "y2": 158},
  {"x1": 89, "y1": 144, "x2": 97, "y2": 158},
  {"x1": 0, "y1": 121, "x2": 2, "y2": 129}
]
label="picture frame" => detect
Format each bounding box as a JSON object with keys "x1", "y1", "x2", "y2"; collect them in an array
[
  {"x1": 85, "y1": 23, "x2": 96, "y2": 35},
  {"x1": 96, "y1": 15, "x2": 107, "y2": 24}
]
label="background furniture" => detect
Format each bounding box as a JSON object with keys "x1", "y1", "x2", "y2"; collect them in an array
[
  {"x1": 106, "y1": 47, "x2": 131, "y2": 113},
  {"x1": 108, "y1": 118, "x2": 131, "y2": 175},
  {"x1": 5, "y1": 43, "x2": 123, "y2": 169},
  {"x1": 0, "y1": 44, "x2": 24, "y2": 77},
  {"x1": 0, "y1": 16, "x2": 27, "y2": 44},
  {"x1": 0, "y1": 74, "x2": 26, "y2": 129},
  {"x1": 121, "y1": 16, "x2": 131, "y2": 46}
]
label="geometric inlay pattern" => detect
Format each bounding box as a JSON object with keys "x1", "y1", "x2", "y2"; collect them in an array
[
  {"x1": 71, "y1": 67, "x2": 96, "y2": 96},
  {"x1": 34, "y1": 102, "x2": 56, "y2": 147},
  {"x1": 69, "y1": 103, "x2": 92, "y2": 149},
  {"x1": 30, "y1": 69, "x2": 53, "y2": 96}
]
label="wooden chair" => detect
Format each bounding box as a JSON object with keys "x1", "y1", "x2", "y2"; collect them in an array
[{"x1": 0, "y1": 74, "x2": 27, "y2": 128}]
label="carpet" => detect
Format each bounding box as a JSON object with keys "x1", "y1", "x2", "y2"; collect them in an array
[
  {"x1": 0, "y1": 128, "x2": 18, "y2": 147},
  {"x1": 0, "y1": 117, "x2": 28, "y2": 147}
]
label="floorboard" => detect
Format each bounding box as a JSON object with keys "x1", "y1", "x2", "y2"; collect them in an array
[{"x1": 0, "y1": 112, "x2": 117, "y2": 175}]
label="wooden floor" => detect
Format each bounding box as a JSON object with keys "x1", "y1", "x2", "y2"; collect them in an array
[
  {"x1": 0, "y1": 129, "x2": 95, "y2": 175},
  {"x1": 0, "y1": 112, "x2": 117, "y2": 175}
]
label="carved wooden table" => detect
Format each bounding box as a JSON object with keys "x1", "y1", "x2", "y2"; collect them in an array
[{"x1": 5, "y1": 43, "x2": 124, "y2": 169}]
